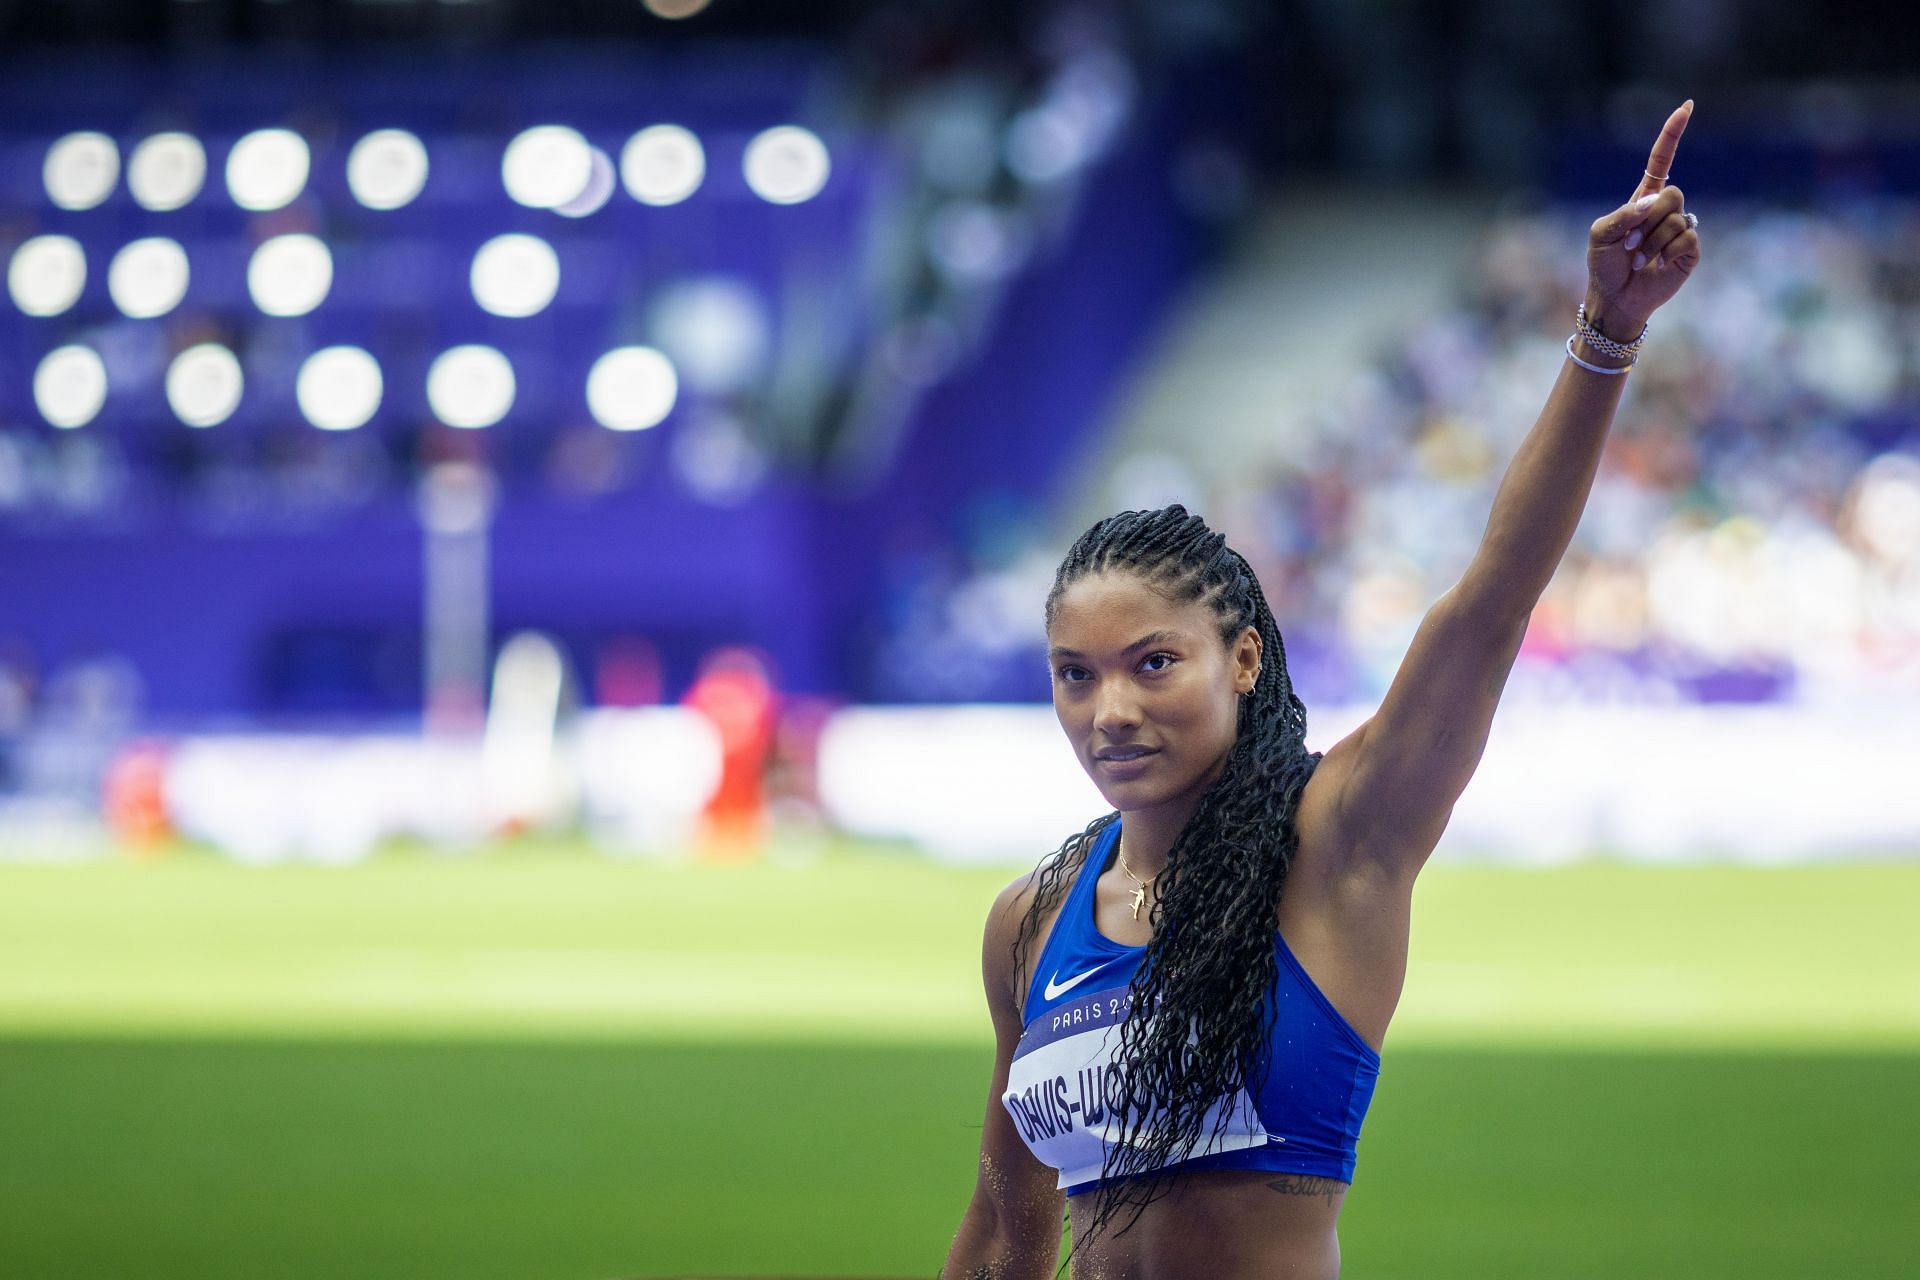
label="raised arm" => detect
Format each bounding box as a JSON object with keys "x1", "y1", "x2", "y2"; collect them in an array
[{"x1": 1326, "y1": 101, "x2": 1702, "y2": 883}]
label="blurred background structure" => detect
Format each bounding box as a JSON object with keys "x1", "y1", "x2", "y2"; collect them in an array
[{"x1": 1, "y1": 2, "x2": 1917, "y2": 1278}]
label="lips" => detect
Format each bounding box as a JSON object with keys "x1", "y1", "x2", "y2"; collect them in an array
[{"x1": 1096, "y1": 747, "x2": 1159, "y2": 765}]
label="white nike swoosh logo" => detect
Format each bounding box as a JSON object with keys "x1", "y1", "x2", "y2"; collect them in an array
[{"x1": 1045, "y1": 966, "x2": 1103, "y2": 1000}]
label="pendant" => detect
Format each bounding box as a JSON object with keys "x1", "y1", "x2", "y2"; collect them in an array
[{"x1": 1129, "y1": 885, "x2": 1147, "y2": 920}]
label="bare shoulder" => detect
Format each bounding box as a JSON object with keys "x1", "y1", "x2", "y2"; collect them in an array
[
  {"x1": 983, "y1": 858, "x2": 1060, "y2": 1011},
  {"x1": 988, "y1": 861, "x2": 1052, "y2": 947}
]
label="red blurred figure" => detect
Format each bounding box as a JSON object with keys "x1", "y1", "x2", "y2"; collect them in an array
[
  {"x1": 103, "y1": 740, "x2": 171, "y2": 856},
  {"x1": 681, "y1": 646, "x2": 777, "y2": 861}
]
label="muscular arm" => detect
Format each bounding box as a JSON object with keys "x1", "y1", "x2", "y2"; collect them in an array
[
  {"x1": 1323, "y1": 104, "x2": 1698, "y2": 885},
  {"x1": 1460, "y1": 307, "x2": 1636, "y2": 623},
  {"x1": 940, "y1": 873, "x2": 1066, "y2": 1278},
  {"x1": 1326, "y1": 312, "x2": 1638, "y2": 881}
]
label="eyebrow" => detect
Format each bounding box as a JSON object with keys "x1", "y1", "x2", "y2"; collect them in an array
[{"x1": 1047, "y1": 630, "x2": 1185, "y2": 661}]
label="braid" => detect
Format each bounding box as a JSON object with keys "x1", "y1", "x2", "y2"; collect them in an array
[{"x1": 1011, "y1": 503, "x2": 1323, "y2": 1269}]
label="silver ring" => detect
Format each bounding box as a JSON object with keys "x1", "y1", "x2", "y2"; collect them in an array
[
  {"x1": 1682, "y1": 211, "x2": 1698, "y2": 231},
  {"x1": 1644, "y1": 169, "x2": 1668, "y2": 183}
]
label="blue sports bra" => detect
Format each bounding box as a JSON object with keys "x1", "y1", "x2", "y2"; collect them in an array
[{"x1": 1000, "y1": 818, "x2": 1381, "y2": 1195}]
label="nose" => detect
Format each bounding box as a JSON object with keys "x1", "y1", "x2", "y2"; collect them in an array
[{"x1": 1094, "y1": 682, "x2": 1140, "y2": 736}]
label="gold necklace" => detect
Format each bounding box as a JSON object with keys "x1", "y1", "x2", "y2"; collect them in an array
[{"x1": 1115, "y1": 833, "x2": 1160, "y2": 921}]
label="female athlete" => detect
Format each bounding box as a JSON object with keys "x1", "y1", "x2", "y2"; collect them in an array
[{"x1": 941, "y1": 100, "x2": 1701, "y2": 1279}]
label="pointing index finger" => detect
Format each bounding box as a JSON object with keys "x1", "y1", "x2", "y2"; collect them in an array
[{"x1": 1635, "y1": 99, "x2": 1694, "y2": 202}]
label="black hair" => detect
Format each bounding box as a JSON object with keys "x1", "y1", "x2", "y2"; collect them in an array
[{"x1": 1010, "y1": 502, "x2": 1324, "y2": 1268}]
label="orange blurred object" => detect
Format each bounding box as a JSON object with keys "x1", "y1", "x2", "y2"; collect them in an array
[
  {"x1": 103, "y1": 740, "x2": 172, "y2": 855},
  {"x1": 681, "y1": 646, "x2": 777, "y2": 862}
]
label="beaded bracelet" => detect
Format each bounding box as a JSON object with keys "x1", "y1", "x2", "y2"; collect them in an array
[
  {"x1": 1574, "y1": 300, "x2": 1648, "y2": 358},
  {"x1": 1565, "y1": 332, "x2": 1632, "y2": 375}
]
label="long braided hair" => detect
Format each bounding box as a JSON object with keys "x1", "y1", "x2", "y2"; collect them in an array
[{"x1": 1010, "y1": 502, "x2": 1324, "y2": 1263}]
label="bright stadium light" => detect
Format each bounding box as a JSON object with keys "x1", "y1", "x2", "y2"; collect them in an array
[
  {"x1": 620, "y1": 125, "x2": 705, "y2": 206},
  {"x1": 651, "y1": 277, "x2": 770, "y2": 395},
  {"x1": 427, "y1": 345, "x2": 515, "y2": 428},
  {"x1": 127, "y1": 132, "x2": 207, "y2": 212},
  {"x1": 297, "y1": 346, "x2": 383, "y2": 431},
  {"x1": 346, "y1": 129, "x2": 429, "y2": 210},
  {"x1": 470, "y1": 233, "x2": 559, "y2": 318},
  {"x1": 246, "y1": 233, "x2": 333, "y2": 317},
  {"x1": 43, "y1": 131, "x2": 120, "y2": 211},
  {"x1": 107, "y1": 237, "x2": 190, "y2": 319},
  {"x1": 502, "y1": 125, "x2": 592, "y2": 210},
  {"x1": 556, "y1": 147, "x2": 615, "y2": 218},
  {"x1": 226, "y1": 128, "x2": 310, "y2": 212},
  {"x1": 33, "y1": 345, "x2": 108, "y2": 429},
  {"x1": 743, "y1": 125, "x2": 830, "y2": 205},
  {"x1": 166, "y1": 343, "x2": 244, "y2": 428},
  {"x1": 7, "y1": 235, "x2": 87, "y2": 317},
  {"x1": 586, "y1": 346, "x2": 678, "y2": 431},
  {"x1": 643, "y1": 0, "x2": 713, "y2": 17}
]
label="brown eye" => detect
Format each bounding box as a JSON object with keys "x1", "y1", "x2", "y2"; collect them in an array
[{"x1": 1142, "y1": 653, "x2": 1175, "y2": 672}]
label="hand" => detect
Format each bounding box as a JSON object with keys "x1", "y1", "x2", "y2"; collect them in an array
[{"x1": 1584, "y1": 100, "x2": 1702, "y2": 341}]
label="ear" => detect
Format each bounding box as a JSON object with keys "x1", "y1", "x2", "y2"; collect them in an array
[{"x1": 1235, "y1": 625, "x2": 1262, "y2": 695}]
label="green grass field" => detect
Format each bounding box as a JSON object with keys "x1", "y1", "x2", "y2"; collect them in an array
[{"x1": 1, "y1": 840, "x2": 1916, "y2": 1278}]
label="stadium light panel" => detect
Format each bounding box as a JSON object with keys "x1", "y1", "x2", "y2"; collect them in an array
[
  {"x1": 166, "y1": 343, "x2": 243, "y2": 428},
  {"x1": 620, "y1": 125, "x2": 705, "y2": 206},
  {"x1": 502, "y1": 125, "x2": 592, "y2": 210},
  {"x1": 650, "y1": 277, "x2": 769, "y2": 395},
  {"x1": 587, "y1": 346, "x2": 678, "y2": 431},
  {"x1": 107, "y1": 237, "x2": 190, "y2": 319},
  {"x1": 742, "y1": 125, "x2": 830, "y2": 205},
  {"x1": 127, "y1": 132, "x2": 207, "y2": 211},
  {"x1": 43, "y1": 131, "x2": 120, "y2": 211},
  {"x1": 7, "y1": 234, "x2": 87, "y2": 317},
  {"x1": 297, "y1": 346, "x2": 383, "y2": 431},
  {"x1": 226, "y1": 128, "x2": 310, "y2": 212},
  {"x1": 33, "y1": 345, "x2": 108, "y2": 429},
  {"x1": 427, "y1": 345, "x2": 515, "y2": 429},
  {"x1": 247, "y1": 233, "x2": 333, "y2": 317},
  {"x1": 470, "y1": 233, "x2": 559, "y2": 318},
  {"x1": 556, "y1": 147, "x2": 616, "y2": 218},
  {"x1": 346, "y1": 129, "x2": 429, "y2": 211}
]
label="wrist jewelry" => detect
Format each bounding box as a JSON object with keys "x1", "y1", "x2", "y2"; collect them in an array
[
  {"x1": 1565, "y1": 332, "x2": 1632, "y2": 375},
  {"x1": 1575, "y1": 300, "x2": 1648, "y2": 358}
]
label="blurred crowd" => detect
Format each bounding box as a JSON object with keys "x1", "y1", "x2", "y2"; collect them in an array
[{"x1": 869, "y1": 199, "x2": 1920, "y2": 708}]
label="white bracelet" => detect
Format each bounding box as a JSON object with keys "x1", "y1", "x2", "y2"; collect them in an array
[{"x1": 1565, "y1": 332, "x2": 1632, "y2": 376}]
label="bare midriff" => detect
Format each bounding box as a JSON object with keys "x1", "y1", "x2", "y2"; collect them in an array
[{"x1": 1066, "y1": 1166, "x2": 1345, "y2": 1279}]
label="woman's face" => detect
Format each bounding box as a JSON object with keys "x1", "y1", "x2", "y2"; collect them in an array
[{"x1": 1047, "y1": 570, "x2": 1261, "y2": 814}]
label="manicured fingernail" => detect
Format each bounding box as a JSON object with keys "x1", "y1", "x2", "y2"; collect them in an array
[
  {"x1": 1624, "y1": 228, "x2": 1643, "y2": 250},
  {"x1": 1636, "y1": 194, "x2": 1658, "y2": 211},
  {"x1": 1632, "y1": 251, "x2": 1647, "y2": 270}
]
